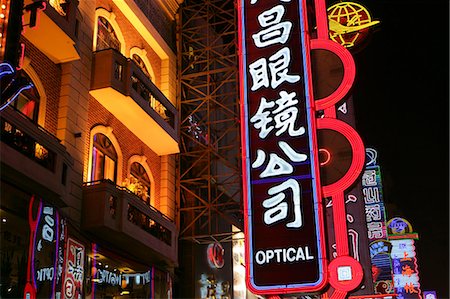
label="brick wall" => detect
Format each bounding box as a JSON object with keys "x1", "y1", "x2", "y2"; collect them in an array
[{"x1": 21, "y1": 38, "x2": 61, "y2": 135}]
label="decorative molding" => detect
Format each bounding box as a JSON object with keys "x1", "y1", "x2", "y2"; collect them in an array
[{"x1": 156, "y1": 0, "x2": 182, "y2": 20}]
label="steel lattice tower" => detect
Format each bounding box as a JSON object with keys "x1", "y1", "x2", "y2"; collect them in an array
[{"x1": 177, "y1": 0, "x2": 242, "y2": 245}]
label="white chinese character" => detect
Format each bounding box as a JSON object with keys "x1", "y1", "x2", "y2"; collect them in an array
[
  {"x1": 269, "y1": 47, "x2": 300, "y2": 89},
  {"x1": 252, "y1": 141, "x2": 307, "y2": 178},
  {"x1": 250, "y1": 97, "x2": 275, "y2": 138},
  {"x1": 263, "y1": 178, "x2": 302, "y2": 228},
  {"x1": 252, "y1": 5, "x2": 292, "y2": 48},
  {"x1": 250, "y1": 91, "x2": 305, "y2": 138},
  {"x1": 367, "y1": 222, "x2": 384, "y2": 239},
  {"x1": 363, "y1": 187, "x2": 380, "y2": 204},
  {"x1": 366, "y1": 204, "x2": 382, "y2": 222},
  {"x1": 362, "y1": 170, "x2": 377, "y2": 186},
  {"x1": 273, "y1": 90, "x2": 305, "y2": 136},
  {"x1": 248, "y1": 47, "x2": 300, "y2": 91}
]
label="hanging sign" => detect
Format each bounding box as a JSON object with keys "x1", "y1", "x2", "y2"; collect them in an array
[
  {"x1": 238, "y1": 0, "x2": 326, "y2": 294},
  {"x1": 62, "y1": 238, "x2": 85, "y2": 299}
]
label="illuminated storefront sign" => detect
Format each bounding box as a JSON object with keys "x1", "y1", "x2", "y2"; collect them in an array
[
  {"x1": 63, "y1": 238, "x2": 85, "y2": 299},
  {"x1": 24, "y1": 195, "x2": 64, "y2": 299},
  {"x1": 387, "y1": 218, "x2": 413, "y2": 236},
  {"x1": 362, "y1": 149, "x2": 393, "y2": 294},
  {"x1": 238, "y1": 0, "x2": 326, "y2": 294},
  {"x1": 207, "y1": 242, "x2": 225, "y2": 269},
  {"x1": 390, "y1": 238, "x2": 422, "y2": 299}
]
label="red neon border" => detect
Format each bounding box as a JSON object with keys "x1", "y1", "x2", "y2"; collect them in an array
[
  {"x1": 311, "y1": 39, "x2": 356, "y2": 111},
  {"x1": 237, "y1": 0, "x2": 328, "y2": 294},
  {"x1": 317, "y1": 118, "x2": 365, "y2": 197},
  {"x1": 237, "y1": 0, "x2": 253, "y2": 295}
]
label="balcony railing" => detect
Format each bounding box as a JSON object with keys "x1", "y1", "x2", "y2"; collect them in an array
[
  {"x1": 0, "y1": 106, "x2": 74, "y2": 201},
  {"x1": 43, "y1": 0, "x2": 79, "y2": 42},
  {"x1": 90, "y1": 49, "x2": 179, "y2": 155},
  {"x1": 82, "y1": 179, "x2": 178, "y2": 266}
]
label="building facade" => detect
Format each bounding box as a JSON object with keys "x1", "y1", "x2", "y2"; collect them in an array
[{"x1": 1, "y1": 0, "x2": 180, "y2": 298}]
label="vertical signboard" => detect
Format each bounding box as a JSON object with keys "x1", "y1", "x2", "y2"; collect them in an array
[
  {"x1": 62, "y1": 238, "x2": 85, "y2": 299},
  {"x1": 25, "y1": 196, "x2": 61, "y2": 299},
  {"x1": 238, "y1": 0, "x2": 326, "y2": 294},
  {"x1": 390, "y1": 239, "x2": 422, "y2": 299},
  {"x1": 362, "y1": 149, "x2": 394, "y2": 294}
]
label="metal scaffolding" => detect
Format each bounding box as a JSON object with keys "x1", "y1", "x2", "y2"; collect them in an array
[{"x1": 177, "y1": 0, "x2": 242, "y2": 244}]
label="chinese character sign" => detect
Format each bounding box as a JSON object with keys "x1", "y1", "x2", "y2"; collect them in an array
[
  {"x1": 391, "y1": 239, "x2": 422, "y2": 299},
  {"x1": 362, "y1": 166, "x2": 388, "y2": 242},
  {"x1": 238, "y1": 0, "x2": 326, "y2": 294},
  {"x1": 62, "y1": 238, "x2": 85, "y2": 299},
  {"x1": 362, "y1": 163, "x2": 393, "y2": 294}
]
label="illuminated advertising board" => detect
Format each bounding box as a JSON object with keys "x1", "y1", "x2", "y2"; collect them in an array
[
  {"x1": 25, "y1": 196, "x2": 62, "y2": 299},
  {"x1": 390, "y1": 239, "x2": 422, "y2": 299},
  {"x1": 362, "y1": 149, "x2": 393, "y2": 294},
  {"x1": 238, "y1": 0, "x2": 326, "y2": 294},
  {"x1": 62, "y1": 238, "x2": 85, "y2": 299}
]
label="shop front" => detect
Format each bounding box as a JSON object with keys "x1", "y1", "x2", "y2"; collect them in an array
[{"x1": 0, "y1": 186, "x2": 172, "y2": 299}]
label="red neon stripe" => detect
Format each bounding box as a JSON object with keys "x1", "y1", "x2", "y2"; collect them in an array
[
  {"x1": 331, "y1": 289, "x2": 348, "y2": 299},
  {"x1": 317, "y1": 118, "x2": 365, "y2": 198},
  {"x1": 324, "y1": 105, "x2": 336, "y2": 118},
  {"x1": 302, "y1": 0, "x2": 329, "y2": 288},
  {"x1": 311, "y1": 39, "x2": 356, "y2": 110},
  {"x1": 314, "y1": 0, "x2": 329, "y2": 39},
  {"x1": 332, "y1": 192, "x2": 349, "y2": 256},
  {"x1": 236, "y1": 0, "x2": 253, "y2": 291}
]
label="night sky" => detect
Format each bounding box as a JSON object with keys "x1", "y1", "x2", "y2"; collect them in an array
[{"x1": 350, "y1": 0, "x2": 449, "y2": 297}]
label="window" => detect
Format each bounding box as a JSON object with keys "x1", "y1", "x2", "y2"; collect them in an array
[
  {"x1": 90, "y1": 133, "x2": 117, "y2": 182},
  {"x1": 1, "y1": 71, "x2": 40, "y2": 122},
  {"x1": 132, "y1": 54, "x2": 152, "y2": 81},
  {"x1": 96, "y1": 16, "x2": 121, "y2": 51},
  {"x1": 126, "y1": 162, "x2": 151, "y2": 205}
]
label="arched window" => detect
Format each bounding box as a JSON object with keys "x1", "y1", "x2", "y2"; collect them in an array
[
  {"x1": 127, "y1": 162, "x2": 151, "y2": 204},
  {"x1": 96, "y1": 16, "x2": 121, "y2": 51},
  {"x1": 132, "y1": 54, "x2": 151, "y2": 81},
  {"x1": 91, "y1": 133, "x2": 117, "y2": 182},
  {"x1": 2, "y1": 71, "x2": 40, "y2": 122}
]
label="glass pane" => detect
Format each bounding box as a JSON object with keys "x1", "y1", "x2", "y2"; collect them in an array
[
  {"x1": 92, "y1": 147, "x2": 105, "y2": 181},
  {"x1": 15, "y1": 94, "x2": 37, "y2": 120},
  {"x1": 96, "y1": 17, "x2": 121, "y2": 51},
  {"x1": 104, "y1": 155, "x2": 116, "y2": 182}
]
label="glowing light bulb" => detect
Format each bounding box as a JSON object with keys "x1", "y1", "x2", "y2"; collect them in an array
[
  {"x1": 1, "y1": 4, "x2": 6, "y2": 9},
  {"x1": 0, "y1": 13, "x2": 4, "y2": 19}
]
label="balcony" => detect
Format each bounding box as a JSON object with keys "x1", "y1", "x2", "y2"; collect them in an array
[
  {"x1": 22, "y1": 0, "x2": 80, "y2": 63},
  {"x1": 90, "y1": 49, "x2": 179, "y2": 155},
  {"x1": 82, "y1": 180, "x2": 178, "y2": 267},
  {"x1": 0, "y1": 106, "x2": 75, "y2": 203}
]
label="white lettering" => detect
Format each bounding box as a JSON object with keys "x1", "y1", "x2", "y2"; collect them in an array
[
  {"x1": 274, "y1": 249, "x2": 282, "y2": 262},
  {"x1": 37, "y1": 267, "x2": 54, "y2": 282},
  {"x1": 255, "y1": 251, "x2": 266, "y2": 264},
  {"x1": 287, "y1": 248, "x2": 296, "y2": 262},
  {"x1": 254, "y1": 246, "x2": 315, "y2": 265}
]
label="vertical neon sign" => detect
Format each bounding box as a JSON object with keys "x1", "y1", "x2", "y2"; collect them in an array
[{"x1": 238, "y1": 0, "x2": 327, "y2": 294}]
